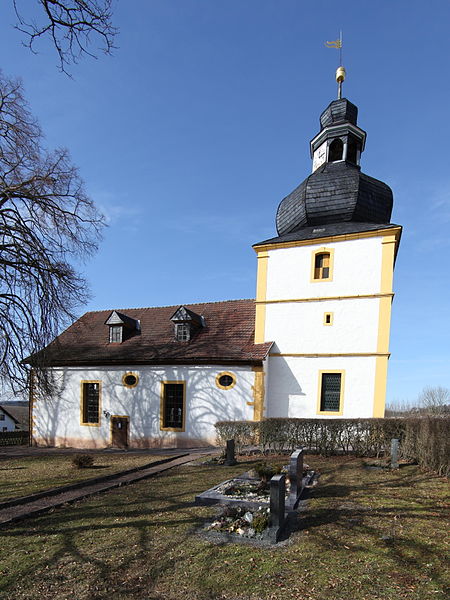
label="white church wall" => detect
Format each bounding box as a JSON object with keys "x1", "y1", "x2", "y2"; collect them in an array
[
  {"x1": 266, "y1": 355, "x2": 377, "y2": 419},
  {"x1": 265, "y1": 236, "x2": 383, "y2": 300},
  {"x1": 264, "y1": 297, "x2": 380, "y2": 354},
  {"x1": 32, "y1": 364, "x2": 255, "y2": 448}
]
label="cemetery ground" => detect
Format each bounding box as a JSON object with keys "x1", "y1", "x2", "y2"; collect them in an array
[
  {"x1": 0, "y1": 453, "x2": 171, "y2": 501},
  {"x1": 0, "y1": 454, "x2": 448, "y2": 600}
]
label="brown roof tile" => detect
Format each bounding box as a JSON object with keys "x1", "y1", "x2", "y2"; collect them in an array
[{"x1": 29, "y1": 299, "x2": 272, "y2": 367}]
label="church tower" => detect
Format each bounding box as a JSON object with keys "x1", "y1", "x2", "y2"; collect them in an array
[{"x1": 253, "y1": 70, "x2": 401, "y2": 419}]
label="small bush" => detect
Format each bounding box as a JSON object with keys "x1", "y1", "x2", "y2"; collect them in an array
[
  {"x1": 72, "y1": 454, "x2": 94, "y2": 469},
  {"x1": 252, "y1": 462, "x2": 283, "y2": 483}
]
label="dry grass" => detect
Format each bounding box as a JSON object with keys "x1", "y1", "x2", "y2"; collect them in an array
[
  {"x1": 0, "y1": 455, "x2": 448, "y2": 600},
  {"x1": 0, "y1": 453, "x2": 170, "y2": 501}
]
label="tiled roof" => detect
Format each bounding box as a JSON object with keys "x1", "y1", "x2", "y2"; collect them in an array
[{"x1": 27, "y1": 299, "x2": 272, "y2": 367}]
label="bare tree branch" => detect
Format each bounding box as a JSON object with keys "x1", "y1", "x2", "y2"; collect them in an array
[
  {"x1": 0, "y1": 71, "x2": 105, "y2": 392},
  {"x1": 13, "y1": 0, "x2": 117, "y2": 74}
]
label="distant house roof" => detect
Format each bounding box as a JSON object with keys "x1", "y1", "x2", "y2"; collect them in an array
[
  {"x1": 0, "y1": 405, "x2": 20, "y2": 424},
  {"x1": 0, "y1": 403, "x2": 29, "y2": 430},
  {"x1": 26, "y1": 299, "x2": 273, "y2": 367}
]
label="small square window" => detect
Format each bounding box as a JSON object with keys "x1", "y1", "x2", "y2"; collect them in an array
[{"x1": 324, "y1": 312, "x2": 333, "y2": 326}]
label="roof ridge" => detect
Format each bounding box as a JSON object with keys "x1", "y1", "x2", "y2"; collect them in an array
[{"x1": 83, "y1": 298, "x2": 256, "y2": 315}]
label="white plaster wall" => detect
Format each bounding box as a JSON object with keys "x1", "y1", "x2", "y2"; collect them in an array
[
  {"x1": 265, "y1": 236, "x2": 383, "y2": 300},
  {"x1": 0, "y1": 411, "x2": 17, "y2": 432},
  {"x1": 264, "y1": 298, "x2": 380, "y2": 354},
  {"x1": 33, "y1": 364, "x2": 255, "y2": 448},
  {"x1": 266, "y1": 355, "x2": 377, "y2": 419}
]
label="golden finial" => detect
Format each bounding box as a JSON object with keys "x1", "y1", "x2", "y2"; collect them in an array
[
  {"x1": 325, "y1": 31, "x2": 345, "y2": 99},
  {"x1": 336, "y1": 66, "x2": 346, "y2": 99}
]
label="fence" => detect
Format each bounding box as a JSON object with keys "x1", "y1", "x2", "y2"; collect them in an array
[{"x1": 0, "y1": 431, "x2": 29, "y2": 446}]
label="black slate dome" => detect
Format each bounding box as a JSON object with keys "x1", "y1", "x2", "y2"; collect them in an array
[{"x1": 275, "y1": 98, "x2": 394, "y2": 237}]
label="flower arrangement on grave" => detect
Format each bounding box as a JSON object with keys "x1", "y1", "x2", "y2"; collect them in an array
[{"x1": 205, "y1": 505, "x2": 270, "y2": 537}]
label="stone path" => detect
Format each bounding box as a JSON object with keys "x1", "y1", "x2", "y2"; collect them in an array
[{"x1": 0, "y1": 449, "x2": 216, "y2": 526}]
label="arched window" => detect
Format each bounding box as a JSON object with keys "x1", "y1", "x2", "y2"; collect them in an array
[{"x1": 328, "y1": 138, "x2": 343, "y2": 162}]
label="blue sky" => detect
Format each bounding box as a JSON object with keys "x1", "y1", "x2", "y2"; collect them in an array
[{"x1": 1, "y1": 1, "x2": 449, "y2": 405}]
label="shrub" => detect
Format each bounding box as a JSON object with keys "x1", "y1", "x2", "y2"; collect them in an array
[
  {"x1": 71, "y1": 454, "x2": 94, "y2": 469},
  {"x1": 215, "y1": 417, "x2": 450, "y2": 476}
]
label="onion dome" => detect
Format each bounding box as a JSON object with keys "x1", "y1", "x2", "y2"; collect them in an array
[{"x1": 276, "y1": 98, "x2": 393, "y2": 237}]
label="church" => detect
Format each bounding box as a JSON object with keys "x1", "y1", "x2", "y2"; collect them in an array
[{"x1": 29, "y1": 70, "x2": 402, "y2": 448}]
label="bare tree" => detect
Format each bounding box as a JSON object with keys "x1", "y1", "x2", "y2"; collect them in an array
[
  {"x1": 13, "y1": 0, "x2": 117, "y2": 73},
  {"x1": 417, "y1": 386, "x2": 449, "y2": 415},
  {"x1": 0, "y1": 71, "x2": 104, "y2": 392}
]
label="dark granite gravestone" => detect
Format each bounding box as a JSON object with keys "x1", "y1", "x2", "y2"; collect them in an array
[
  {"x1": 287, "y1": 448, "x2": 304, "y2": 509},
  {"x1": 269, "y1": 474, "x2": 286, "y2": 542},
  {"x1": 391, "y1": 438, "x2": 399, "y2": 469},
  {"x1": 224, "y1": 439, "x2": 237, "y2": 466}
]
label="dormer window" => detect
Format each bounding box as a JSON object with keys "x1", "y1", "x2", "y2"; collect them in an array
[
  {"x1": 175, "y1": 323, "x2": 191, "y2": 342},
  {"x1": 170, "y1": 306, "x2": 205, "y2": 342},
  {"x1": 105, "y1": 311, "x2": 140, "y2": 344},
  {"x1": 109, "y1": 325, "x2": 123, "y2": 344}
]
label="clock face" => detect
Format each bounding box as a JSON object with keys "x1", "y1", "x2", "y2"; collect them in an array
[{"x1": 312, "y1": 143, "x2": 327, "y2": 172}]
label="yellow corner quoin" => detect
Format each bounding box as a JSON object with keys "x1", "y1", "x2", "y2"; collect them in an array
[
  {"x1": 254, "y1": 250, "x2": 269, "y2": 343},
  {"x1": 251, "y1": 366, "x2": 265, "y2": 421},
  {"x1": 316, "y1": 370, "x2": 345, "y2": 416},
  {"x1": 373, "y1": 231, "x2": 401, "y2": 417},
  {"x1": 159, "y1": 380, "x2": 186, "y2": 432},
  {"x1": 80, "y1": 380, "x2": 102, "y2": 427},
  {"x1": 310, "y1": 247, "x2": 335, "y2": 283}
]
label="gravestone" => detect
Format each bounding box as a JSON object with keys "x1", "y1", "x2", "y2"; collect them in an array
[
  {"x1": 269, "y1": 473, "x2": 286, "y2": 541},
  {"x1": 288, "y1": 448, "x2": 304, "y2": 508},
  {"x1": 224, "y1": 439, "x2": 237, "y2": 466},
  {"x1": 391, "y1": 438, "x2": 400, "y2": 469}
]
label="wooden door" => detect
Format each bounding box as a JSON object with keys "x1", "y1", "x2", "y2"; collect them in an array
[{"x1": 111, "y1": 416, "x2": 129, "y2": 448}]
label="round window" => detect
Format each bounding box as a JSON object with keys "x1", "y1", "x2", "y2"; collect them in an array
[
  {"x1": 122, "y1": 373, "x2": 138, "y2": 388},
  {"x1": 216, "y1": 372, "x2": 236, "y2": 390}
]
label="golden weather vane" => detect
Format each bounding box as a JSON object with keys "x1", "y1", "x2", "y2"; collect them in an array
[{"x1": 325, "y1": 31, "x2": 346, "y2": 99}]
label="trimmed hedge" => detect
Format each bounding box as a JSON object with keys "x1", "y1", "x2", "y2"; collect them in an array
[{"x1": 215, "y1": 417, "x2": 449, "y2": 476}]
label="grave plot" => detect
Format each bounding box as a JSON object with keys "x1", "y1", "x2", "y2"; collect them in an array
[{"x1": 196, "y1": 448, "x2": 316, "y2": 543}]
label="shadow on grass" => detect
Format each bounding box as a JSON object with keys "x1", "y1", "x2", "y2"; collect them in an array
[{"x1": 0, "y1": 462, "x2": 448, "y2": 600}]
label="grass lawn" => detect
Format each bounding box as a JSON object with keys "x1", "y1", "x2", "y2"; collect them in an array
[
  {"x1": 0, "y1": 455, "x2": 448, "y2": 600},
  {"x1": 0, "y1": 453, "x2": 171, "y2": 501}
]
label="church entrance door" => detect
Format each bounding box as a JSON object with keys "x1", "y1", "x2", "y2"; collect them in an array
[{"x1": 111, "y1": 416, "x2": 129, "y2": 448}]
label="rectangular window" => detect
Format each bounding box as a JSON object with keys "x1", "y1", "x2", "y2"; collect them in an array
[
  {"x1": 320, "y1": 373, "x2": 342, "y2": 412},
  {"x1": 315, "y1": 252, "x2": 330, "y2": 279},
  {"x1": 81, "y1": 382, "x2": 100, "y2": 425},
  {"x1": 0, "y1": 414, "x2": 5, "y2": 421},
  {"x1": 161, "y1": 382, "x2": 185, "y2": 430},
  {"x1": 109, "y1": 325, "x2": 123, "y2": 343},
  {"x1": 175, "y1": 323, "x2": 190, "y2": 341}
]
